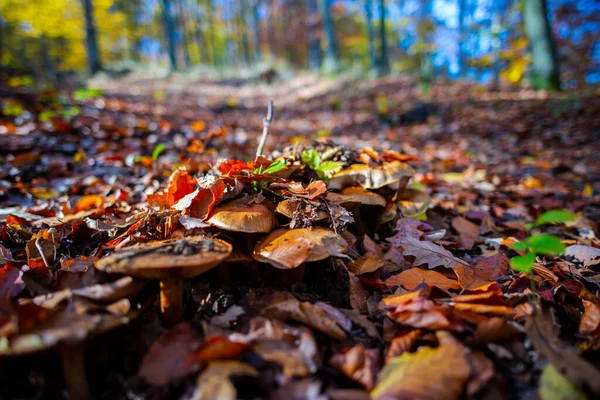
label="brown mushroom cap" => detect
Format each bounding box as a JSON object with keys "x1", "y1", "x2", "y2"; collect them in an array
[
  {"x1": 95, "y1": 236, "x2": 232, "y2": 280},
  {"x1": 396, "y1": 188, "x2": 432, "y2": 217},
  {"x1": 327, "y1": 161, "x2": 414, "y2": 190},
  {"x1": 253, "y1": 228, "x2": 347, "y2": 269},
  {"x1": 275, "y1": 199, "x2": 328, "y2": 221},
  {"x1": 340, "y1": 186, "x2": 386, "y2": 207},
  {"x1": 207, "y1": 202, "x2": 278, "y2": 233}
]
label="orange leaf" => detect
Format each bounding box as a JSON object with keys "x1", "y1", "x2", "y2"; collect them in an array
[
  {"x1": 453, "y1": 253, "x2": 509, "y2": 290},
  {"x1": 74, "y1": 195, "x2": 104, "y2": 213},
  {"x1": 166, "y1": 169, "x2": 196, "y2": 207}
]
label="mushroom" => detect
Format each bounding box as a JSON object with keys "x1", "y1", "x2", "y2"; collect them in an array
[
  {"x1": 207, "y1": 201, "x2": 278, "y2": 233},
  {"x1": 327, "y1": 160, "x2": 414, "y2": 190},
  {"x1": 395, "y1": 188, "x2": 432, "y2": 218},
  {"x1": 340, "y1": 186, "x2": 386, "y2": 233},
  {"x1": 376, "y1": 188, "x2": 432, "y2": 224},
  {"x1": 275, "y1": 199, "x2": 328, "y2": 221},
  {"x1": 95, "y1": 236, "x2": 232, "y2": 327},
  {"x1": 0, "y1": 291, "x2": 139, "y2": 400},
  {"x1": 253, "y1": 227, "x2": 347, "y2": 270}
]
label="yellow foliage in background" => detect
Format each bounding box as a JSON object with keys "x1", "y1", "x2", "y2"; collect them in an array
[{"x1": 0, "y1": 0, "x2": 127, "y2": 71}]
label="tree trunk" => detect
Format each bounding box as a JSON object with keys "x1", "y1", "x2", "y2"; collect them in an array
[
  {"x1": 207, "y1": 0, "x2": 218, "y2": 66},
  {"x1": 267, "y1": 0, "x2": 277, "y2": 57},
  {"x1": 364, "y1": 0, "x2": 376, "y2": 71},
  {"x1": 252, "y1": 0, "x2": 262, "y2": 61},
  {"x1": 377, "y1": 0, "x2": 390, "y2": 75},
  {"x1": 240, "y1": 1, "x2": 251, "y2": 65},
  {"x1": 320, "y1": 0, "x2": 340, "y2": 72},
  {"x1": 524, "y1": 0, "x2": 560, "y2": 90},
  {"x1": 308, "y1": 0, "x2": 322, "y2": 70},
  {"x1": 161, "y1": 0, "x2": 178, "y2": 70},
  {"x1": 175, "y1": 0, "x2": 191, "y2": 68},
  {"x1": 81, "y1": 0, "x2": 102, "y2": 75},
  {"x1": 458, "y1": 0, "x2": 466, "y2": 78}
]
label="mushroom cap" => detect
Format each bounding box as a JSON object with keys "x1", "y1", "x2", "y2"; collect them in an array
[
  {"x1": 275, "y1": 199, "x2": 328, "y2": 221},
  {"x1": 207, "y1": 202, "x2": 278, "y2": 233},
  {"x1": 396, "y1": 188, "x2": 432, "y2": 217},
  {"x1": 340, "y1": 186, "x2": 386, "y2": 207},
  {"x1": 327, "y1": 161, "x2": 414, "y2": 190},
  {"x1": 95, "y1": 236, "x2": 232, "y2": 280},
  {"x1": 252, "y1": 228, "x2": 347, "y2": 269},
  {"x1": 0, "y1": 305, "x2": 138, "y2": 356}
]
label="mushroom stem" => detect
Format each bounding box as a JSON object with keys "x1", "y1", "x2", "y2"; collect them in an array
[
  {"x1": 59, "y1": 341, "x2": 92, "y2": 400},
  {"x1": 160, "y1": 278, "x2": 183, "y2": 327}
]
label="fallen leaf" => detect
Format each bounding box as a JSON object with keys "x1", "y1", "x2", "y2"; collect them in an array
[
  {"x1": 565, "y1": 245, "x2": 600, "y2": 267},
  {"x1": 138, "y1": 323, "x2": 203, "y2": 385},
  {"x1": 372, "y1": 341, "x2": 471, "y2": 400},
  {"x1": 539, "y1": 364, "x2": 588, "y2": 400},
  {"x1": 396, "y1": 234, "x2": 469, "y2": 268},
  {"x1": 190, "y1": 361, "x2": 257, "y2": 400},
  {"x1": 452, "y1": 216, "x2": 480, "y2": 250},
  {"x1": 453, "y1": 253, "x2": 509, "y2": 290},
  {"x1": 0, "y1": 264, "x2": 26, "y2": 297},
  {"x1": 386, "y1": 268, "x2": 461, "y2": 291},
  {"x1": 330, "y1": 344, "x2": 379, "y2": 390},
  {"x1": 385, "y1": 330, "x2": 421, "y2": 361},
  {"x1": 347, "y1": 256, "x2": 386, "y2": 276},
  {"x1": 578, "y1": 300, "x2": 600, "y2": 337}
]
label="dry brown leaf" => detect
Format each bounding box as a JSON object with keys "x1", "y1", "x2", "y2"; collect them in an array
[
  {"x1": 190, "y1": 361, "x2": 257, "y2": 400},
  {"x1": 347, "y1": 256, "x2": 386, "y2": 276},
  {"x1": 385, "y1": 330, "x2": 421, "y2": 362},
  {"x1": 565, "y1": 245, "x2": 600, "y2": 268},
  {"x1": 396, "y1": 235, "x2": 469, "y2": 269},
  {"x1": 138, "y1": 323, "x2": 203, "y2": 385},
  {"x1": 452, "y1": 216, "x2": 479, "y2": 250},
  {"x1": 453, "y1": 253, "x2": 509, "y2": 290},
  {"x1": 579, "y1": 300, "x2": 600, "y2": 337},
  {"x1": 372, "y1": 341, "x2": 471, "y2": 400},
  {"x1": 386, "y1": 268, "x2": 461, "y2": 291},
  {"x1": 330, "y1": 344, "x2": 379, "y2": 390}
]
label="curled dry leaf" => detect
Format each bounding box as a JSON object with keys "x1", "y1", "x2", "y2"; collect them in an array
[
  {"x1": 385, "y1": 330, "x2": 421, "y2": 362},
  {"x1": 166, "y1": 169, "x2": 196, "y2": 207},
  {"x1": 256, "y1": 291, "x2": 347, "y2": 340},
  {"x1": 253, "y1": 228, "x2": 347, "y2": 269},
  {"x1": 329, "y1": 344, "x2": 379, "y2": 390},
  {"x1": 578, "y1": 300, "x2": 600, "y2": 337}
]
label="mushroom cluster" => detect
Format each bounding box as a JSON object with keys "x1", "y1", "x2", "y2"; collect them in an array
[{"x1": 92, "y1": 142, "x2": 427, "y2": 328}]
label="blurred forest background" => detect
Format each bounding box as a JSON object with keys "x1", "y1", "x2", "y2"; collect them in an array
[{"x1": 0, "y1": 0, "x2": 598, "y2": 91}]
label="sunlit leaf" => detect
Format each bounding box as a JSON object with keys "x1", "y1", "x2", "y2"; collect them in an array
[
  {"x1": 525, "y1": 234, "x2": 565, "y2": 256},
  {"x1": 510, "y1": 252, "x2": 535, "y2": 274}
]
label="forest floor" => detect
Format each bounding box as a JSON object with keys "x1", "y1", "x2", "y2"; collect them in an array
[{"x1": 1, "y1": 74, "x2": 600, "y2": 400}]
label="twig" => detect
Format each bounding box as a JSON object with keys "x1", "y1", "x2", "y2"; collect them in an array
[{"x1": 256, "y1": 100, "x2": 274, "y2": 159}]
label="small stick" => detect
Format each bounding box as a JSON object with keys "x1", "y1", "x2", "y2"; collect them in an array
[{"x1": 256, "y1": 100, "x2": 274, "y2": 159}]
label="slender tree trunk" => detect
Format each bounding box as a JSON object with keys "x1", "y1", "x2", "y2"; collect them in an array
[
  {"x1": 175, "y1": 0, "x2": 191, "y2": 67},
  {"x1": 364, "y1": 0, "x2": 376, "y2": 70},
  {"x1": 307, "y1": 0, "x2": 321, "y2": 70},
  {"x1": 191, "y1": 0, "x2": 206, "y2": 63},
  {"x1": 240, "y1": 2, "x2": 251, "y2": 65},
  {"x1": 320, "y1": 0, "x2": 340, "y2": 72},
  {"x1": 458, "y1": 0, "x2": 466, "y2": 78},
  {"x1": 161, "y1": 0, "x2": 178, "y2": 70},
  {"x1": 377, "y1": 0, "x2": 390, "y2": 75},
  {"x1": 252, "y1": 0, "x2": 262, "y2": 62},
  {"x1": 524, "y1": 0, "x2": 560, "y2": 90},
  {"x1": 81, "y1": 0, "x2": 102, "y2": 74},
  {"x1": 207, "y1": 0, "x2": 218, "y2": 66}
]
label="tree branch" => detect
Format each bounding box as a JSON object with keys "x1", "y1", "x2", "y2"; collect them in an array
[{"x1": 256, "y1": 100, "x2": 274, "y2": 159}]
